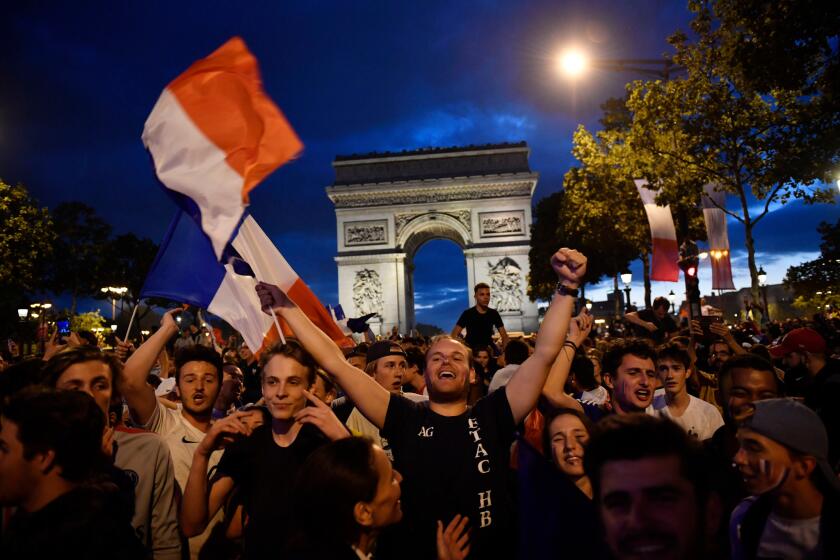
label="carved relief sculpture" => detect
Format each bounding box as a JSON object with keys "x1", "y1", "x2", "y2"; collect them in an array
[
  {"x1": 479, "y1": 211, "x2": 524, "y2": 237},
  {"x1": 352, "y1": 269, "x2": 385, "y2": 316},
  {"x1": 344, "y1": 220, "x2": 387, "y2": 246},
  {"x1": 487, "y1": 257, "x2": 523, "y2": 312}
]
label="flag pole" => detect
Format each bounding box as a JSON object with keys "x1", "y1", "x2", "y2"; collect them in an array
[
  {"x1": 271, "y1": 312, "x2": 286, "y2": 345},
  {"x1": 124, "y1": 304, "x2": 140, "y2": 341}
]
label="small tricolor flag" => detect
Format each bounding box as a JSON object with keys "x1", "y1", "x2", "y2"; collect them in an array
[
  {"x1": 634, "y1": 179, "x2": 679, "y2": 282},
  {"x1": 142, "y1": 37, "x2": 303, "y2": 258},
  {"x1": 702, "y1": 184, "x2": 735, "y2": 290}
]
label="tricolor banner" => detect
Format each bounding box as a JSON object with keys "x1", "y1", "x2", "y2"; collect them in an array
[
  {"x1": 702, "y1": 184, "x2": 735, "y2": 290},
  {"x1": 142, "y1": 37, "x2": 303, "y2": 259},
  {"x1": 140, "y1": 211, "x2": 352, "y2": 353},
  {"x1": 634, "y1": 179, "x2": 679, "y2": 282}
]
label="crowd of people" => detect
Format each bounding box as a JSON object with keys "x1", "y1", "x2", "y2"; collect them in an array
[{"x1": 1, "y1": 247, "x2": 838, "y2": 559}]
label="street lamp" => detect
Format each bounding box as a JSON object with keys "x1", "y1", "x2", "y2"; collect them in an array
[
  {"x1": 667, "y1": 290, "x2": 676, "y2": 314},
  {"x1": 585, "y1": 300, "x2": 593, "y2": 311},
  {"x1": 620, "y1": 271, "x2": 633, "y2": 312},
  {"x1": 101, "y1": 286, "x2": 128, "y2": 320},
  {"x1": 17, "y1": 308, "x2": 28, "y2": 321},
  {"x1": 757, "y1": 266, "x2": 770, "y2": 322},
  {"x1": 556, "y1": 47, "x2": 683, "y2": 80}
]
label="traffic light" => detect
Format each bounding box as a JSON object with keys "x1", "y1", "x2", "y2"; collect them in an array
[{"x1": 678, "y1": 240, "x2": 701, "y2": 320}]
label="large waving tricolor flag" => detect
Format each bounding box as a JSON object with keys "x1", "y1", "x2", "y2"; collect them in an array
[
  {"x1": 142, "y1": 37, "x2": 302, "y2": 258},
  {"x1": 702, "y1": 184, "x2": 736, "y2": 290},
  {"x1": 140, "y1": 211, "x2": 353, "y2": 353},
  {"x1": 634, "y1": 179, "x2": 680, "y2": 282}
]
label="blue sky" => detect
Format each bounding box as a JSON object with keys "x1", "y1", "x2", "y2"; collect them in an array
[{"x1": 2, "y1": 1, "x2": 836, "y2": 330}]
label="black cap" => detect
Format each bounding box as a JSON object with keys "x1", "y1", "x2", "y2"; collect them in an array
[{"x1": 367, "y1": 340, "x2": 407, "y2": 363}]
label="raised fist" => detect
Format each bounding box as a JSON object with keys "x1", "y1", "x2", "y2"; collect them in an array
[{"x1": 551, "y1": 248, "x2": 587, "y2": 288}]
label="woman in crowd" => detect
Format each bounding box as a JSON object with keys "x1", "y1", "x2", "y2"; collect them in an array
[{"x1": 518, "y1": 407, "x2": 606, "y2": 559}]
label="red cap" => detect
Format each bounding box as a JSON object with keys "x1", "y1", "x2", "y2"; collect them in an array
[{"x1": 768, "y1": 328, "x2": 826, "y2": 358}]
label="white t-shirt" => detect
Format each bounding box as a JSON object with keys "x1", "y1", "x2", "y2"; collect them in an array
[
  {"x1": 488, "y1": 364, "x2": 519, "y2": 393},
  {"x1": 653, "y1": 394, "x2": 724, "y2": 440},
  {"x1": 141, "y1": 401, "x2": 223, "y2": 559},
  {"x1": 757, "y1": 512, "x2": 822, "y2": 559}
]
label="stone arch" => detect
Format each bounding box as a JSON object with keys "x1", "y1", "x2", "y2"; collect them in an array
[{"x1": 327, "y1": 142, "x2": 541, "y2": 335}]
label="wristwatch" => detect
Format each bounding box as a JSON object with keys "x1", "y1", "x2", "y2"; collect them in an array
[{"x1": 555, "y1": 282, "x2": 579, "y2": 298}]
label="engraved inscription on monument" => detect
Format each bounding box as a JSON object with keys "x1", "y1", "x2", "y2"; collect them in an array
[
  {"x1": 353, "y1": 269, "x2": 385, "y2": 316},
  {"x1": 488, "y1": 257, "x2": 523, "y2": 312},
  {"x1": 479, "y1": 211, "x2": 524, "y2": 237},
  {"x1": 344, "y1": 220, "x2": 387, "y2": 246}
]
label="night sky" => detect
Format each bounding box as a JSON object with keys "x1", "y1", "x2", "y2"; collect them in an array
[{"x1": 3, "y1": 1, "x2": 836, "y2": 330}]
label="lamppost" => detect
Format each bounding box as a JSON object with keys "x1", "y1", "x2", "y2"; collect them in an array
[
  {"x1": 667, "y1": 290, "x2": 676, "y2": 314},
  {"x1": 620, "y1": 271, "x2": 633, "y2": 312},
  {"x1": 101, "y1": 286, "x2": 128, "y2": 320},
  {"x1": 29, "y1": 302, "x2": 52, "y2": 354},
  {"x1": 757, "y1": 266, "x2": 769, "y2": 322}
]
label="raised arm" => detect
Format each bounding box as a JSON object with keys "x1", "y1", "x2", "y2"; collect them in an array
[
  {"x1": 180, "y1": 412, "x2": 251, "y2": 537},
  {"x1": 541, "y1": 309, "x2": 593, "y2": 407},
  {"x1": 498, "y1": 326, "x2": 510, "y2": 350},
  {"x1": 256, "y1": 283, "x2": 391, "y2": 428},
  {"x1": 450, "y1": 324, "x2": 464, "y2": 339},
  {"x1": 122, "y1": 309, "x2": 180, "y2": 425},
  {"x1": 505, "y1": 249, "x2": 586, "y2": 423},
  {"x1": 624, "y1": 311, "x2": 656, "y2": 333}
]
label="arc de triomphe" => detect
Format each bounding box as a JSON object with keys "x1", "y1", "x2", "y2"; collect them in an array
[{"x1": 326, "y1": 142, "x2": 540, "y2": 335}]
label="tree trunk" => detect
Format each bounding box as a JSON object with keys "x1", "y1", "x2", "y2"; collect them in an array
[
  {"x1": 642, "y1": 252, "x2": 652, "y2": 309},
  {"x1": 744, "y1": 221, "x2": 762, "y2": 307},
  {"x1": 71, "y1": 293, "x2": 78, "y2": 315}
]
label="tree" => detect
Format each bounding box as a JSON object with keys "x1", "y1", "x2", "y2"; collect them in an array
[
  {"x1": 0, "y1": 181, "x2": 54, "y2": 334},
  {"x1": 785, "y1": 219, "x2": 840, "y2": 310},
  {"x1": 46, "y1": 202, "x2": 112, "y2": 313},
  {"x1": 100, "y1": 233, "x2": 160, "y2": 306},
  {"x1": 624, "y1": 0, "x2": 837, "y2": 302}
]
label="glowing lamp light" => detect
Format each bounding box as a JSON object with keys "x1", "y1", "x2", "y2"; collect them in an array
[
  {"x1": 686, "y1": 266, "x2": 697, "y2": 277},
  {"x1": 585, "y1": 301, "x2": 593, "y2": 311},
  {"x1": 620, "y1": 272, "x2": 633, "y2": 286},
  {"x1": 17, "y1": 308, "x2": 28, "y2": 319},
  {"x1": 558, "y1": 48, "x2": 588, "y2": 78},
  {"x1": 110, "y1": 324, "x2": 118, "y2": 331},
  {"x1": 757, "y1": 266, "x2": 767, "y2": 286},
  {"x1": 698, "y1": 252, "x2": 709, "y2": 260}
]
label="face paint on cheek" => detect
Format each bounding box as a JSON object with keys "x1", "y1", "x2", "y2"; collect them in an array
[{"x1": 755, "y1": 458, "x2": 790, "y2": 495}]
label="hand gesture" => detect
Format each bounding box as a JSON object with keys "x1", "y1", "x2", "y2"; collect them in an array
[
  {"x1": 196, "y1": 411, "x2": 255, "y2": 457},
  {"x1": 550, "y1": 249, "x2": 587, "y2": 288},
  {"x1": 255, "y1": 282, "x2": 293, "y2": 315},
  {"x1": 436, "y1": 514, "x2": 471, "y2": 560},
  {"x1": 43, "y1": 330, "x2": 64, "y2": 361},
  {"x1": 160, "y1": 308, "x2": 181, "y2": 331},
  {"x1": 102, "y1": 425, "x2": 116, "y2": 459},
  {"x1": 689, "y1": 320, "x2": 704, "y2": 338},
  {"x1": 294, "y1": 390, "x2": 350, "y2": 442},
  {"x1": 114, "y1": 336, "x2": 135, "y2": 362},
  {"x1": 569, "y1": 309, "x2": 593, "y2": 345},
  {"x1": 643, "y1": 321, "x2": 658, "y2": 333},
  {"x1": 708, "y1": 321, "x2": 733, "y2": 342}
]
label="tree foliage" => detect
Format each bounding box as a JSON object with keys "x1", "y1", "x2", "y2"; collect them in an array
[
  {"x1": 0, "y1": 181, "x2": 54, "y2": 293},
  {"x1": 46, "y1": 202, "x2": 112, "y2": 313},
  {"x1": 785, "y1": 219, "x2": 840, "y2": 309},
  {"x1": 100, "y1": 233, "x2": 160, "y2": 307},
  {"x1": 623, "y1": 0, "x2": 838, "y2": 301}
]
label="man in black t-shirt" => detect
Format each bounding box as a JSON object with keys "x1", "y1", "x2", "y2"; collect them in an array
[
  {"x1": 257, "y1": 247, "x2": 587, "y2": 559},
  {"x1": 624, "y1": 296, "x2": 678, "y2": 344},
  {"x1": 180, "y1": 341, "x2": 349, "y2": 558},
  {"x1": 452, "y1": 283, "x2": 509, "y2": 352}
]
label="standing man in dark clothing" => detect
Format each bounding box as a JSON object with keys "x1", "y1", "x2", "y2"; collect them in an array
[
  {"x1": 452, "y1": 282, "x2": 509, "y2": 352},
  {"x1": 770, "y1": 327, "x2": 840, "y2": 469},
  {"x1": 624, "y1": 296, "x2": 678, "y2": 344}
]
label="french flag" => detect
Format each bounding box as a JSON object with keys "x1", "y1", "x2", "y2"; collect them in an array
[
  {"x1": 140, "y1": 37, "x2": 351, "y2": 351},
  {"x1": 140, "y1": 211, "x2": 352, "y2": 353},
  {"x1": 635, "y1": 179, "x2": 680, "y2": 282},
  {"x1": 142, "y1": 36, "x2": 302, "y2": 258}
]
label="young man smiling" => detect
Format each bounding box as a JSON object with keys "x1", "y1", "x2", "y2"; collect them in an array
[
  {"x1": 653, "y1": 342, "x2": 723, "y2": 440},
  {"x1": 257, "y1": 247, "x2": 586, "y2": 560},
  {"x1": 180, "y1": 341, "x2": 349, "y2": 558}
]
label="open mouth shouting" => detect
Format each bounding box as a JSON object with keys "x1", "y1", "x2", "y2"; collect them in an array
[
  {"x1": 438, "y1": 370, "x2": 457, "y2": 381},
  {"x1": 634, "y1": 388, "x2": 651, "y2": 403}
]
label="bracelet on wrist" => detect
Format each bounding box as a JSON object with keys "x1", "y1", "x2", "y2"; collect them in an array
[
  {"x1": 564, "y1": 340, "x2": 578, "y2": 352},
  {"x1": 554, "y1": 282, "x2": 580, "y2": 298}
]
